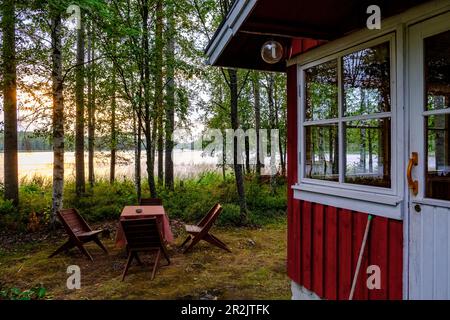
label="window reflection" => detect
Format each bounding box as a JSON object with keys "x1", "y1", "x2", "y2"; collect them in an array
[
  {"x1": 425, "y1": 31, "x2": 450, "y2": 200},
  {"x1": 344, "y1": 118, "x2": 391, "y2": 188},
  {"x1": 305, "y1": 60, "x2": 338, "y2": 121},
  {"x1": 343, "y1": 42, "x2": 390, "y2": 116},
  {"x1": 425, "y1": 30, "x2": 450, "y2": 111},
  {"x1": 305, "y1": 124, "x2": 339, "y2": 181}
]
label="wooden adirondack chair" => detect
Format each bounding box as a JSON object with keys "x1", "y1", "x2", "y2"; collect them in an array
[
  {"x1": 139, "y1": 198, "x2": 163, "y2": 206},
  {"x1": 120, "y1": 218, "x2": 170, "y2": 281},
  {"x1": 49, "y1": 208, "x2": 108, "y2": 261},
  {"x1": 180, "y1": 203, "x2": 231, "y2": 253}
]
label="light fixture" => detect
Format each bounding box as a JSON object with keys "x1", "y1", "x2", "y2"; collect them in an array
[{"x1": 261, "y1": 40, "x2": 284, "y2": 64}]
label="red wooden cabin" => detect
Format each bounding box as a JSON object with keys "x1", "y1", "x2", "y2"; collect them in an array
[{"x1": 206, "y1": 0, "x2": 450, "y2": 299}]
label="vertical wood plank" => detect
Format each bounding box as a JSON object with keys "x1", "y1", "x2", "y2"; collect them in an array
[
  {"x1": 421, "y1": 206, "x2": 434, "y2": 298},
  {"x1": 324, "y1": 206, "x2": 338, "y2": 300},
  {"x1": 312, "y1": 203, "x2": 324, "y2": 296},
  {"x1": 286, "y1": 64, "x2": 299, "y2": 285},
  {"x1": 434, "y1": 207, "x2": 448, "y2": 299},
  {"x1": 301, "y1": 201, "x2": 312, "y2": 290},
  {"x1": 352, "y1": 212, "x2": 369, "y2": 300},
  {"x1": 388, "y1": 219, "x2": 403, "y2": 300},
  {"x1": 369, "y1": 216, "x2": 389, "y2": 299},
  {"x1": 338, "y1": 209, "x2": 352, "y2": 300}
]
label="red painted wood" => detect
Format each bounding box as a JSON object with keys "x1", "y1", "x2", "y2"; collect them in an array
[
  {"x1": 301, "y1": 201, "x2": 312, "y2": 290},
  {"x1": 284, "y1": 53, "x2": 403, "y2": 300},
  {"x1": 369, "y1": 217, "x2": 389, "y2": 299},
  {"x1": 286, "y1": 65, "x2": 300, "y2": 284},
  {"x1": 352, "y1": 212, "x2": 369, "y2": 300},
  {"x1": 388, "y1": 219, "x2": 403, "y2": 300},
  {"x1": 338, "y1": 209, "x2": 353, "y2": 300},
  {"x1": 324, "y1": 206, "x2": 338, "y2": 300},
  {"x1": 312, "y1": 204, "x2": 324, "y2": 296}
]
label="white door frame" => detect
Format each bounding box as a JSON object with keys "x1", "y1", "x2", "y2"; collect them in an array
[{"x1": 407, "y1": 11, "x2": 450, "y2": 299}]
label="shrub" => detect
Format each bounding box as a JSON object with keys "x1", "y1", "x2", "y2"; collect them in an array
[
  {"x1": 0, "y1": 172, "x2": 287, "y2": 229},
  {"x1": 0, "y1": 285, "x2": 47, "y2": 300}
]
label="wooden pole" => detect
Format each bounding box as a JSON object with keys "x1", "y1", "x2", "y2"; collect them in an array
[{"x1": 349, "y1": 215, "x2": 372, "y2": 300}]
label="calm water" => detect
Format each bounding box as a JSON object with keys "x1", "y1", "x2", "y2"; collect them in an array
[
  {"x1": 0, "y1": 150, "x2": 280, "y2": 183},
  {"x1": 0, "y1": 150, "x2": 220, "y2": 183}
]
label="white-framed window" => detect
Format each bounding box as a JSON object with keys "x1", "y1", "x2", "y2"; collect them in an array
[{"x1": 294, "y1": 33, "x2": 403, "y2": 219}]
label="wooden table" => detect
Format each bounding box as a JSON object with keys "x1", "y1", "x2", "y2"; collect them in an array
[{"x1": 115, "y1": 205, "x2": 174, "y2": 247}]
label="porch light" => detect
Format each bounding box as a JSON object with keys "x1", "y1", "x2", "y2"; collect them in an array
[{"x1": 261, "y1": 40, "x2": 283, "y2": 64}]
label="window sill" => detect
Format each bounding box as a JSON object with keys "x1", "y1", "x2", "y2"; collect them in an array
[{"x1": 291, "y1": 183, "x2": 403, "y2": 220}]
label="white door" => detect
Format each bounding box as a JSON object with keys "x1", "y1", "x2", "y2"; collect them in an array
[{"x1": 408, "y1": 12, "x2": 450, "y2": 299}]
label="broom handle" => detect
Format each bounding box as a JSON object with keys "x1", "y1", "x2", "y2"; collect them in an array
[{"x1": 349, "y1": 215, "x2": 372, "y2": 300}]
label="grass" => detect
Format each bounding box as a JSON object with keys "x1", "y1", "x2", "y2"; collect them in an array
[
  {"x1": 0, "y1": 219, "x2": 290, "y2": 300},
  {"x1": 0, "y1": 172, "x2": 287, "y2": 231}
]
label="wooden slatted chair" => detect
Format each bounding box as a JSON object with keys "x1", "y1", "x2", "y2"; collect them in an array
[
  {"x1": 139, "y1": 198, "x2": 163, "y2": 206},
  {"x1": 49, "y1": 208, "x2": 108, "y2": 261},
  {"x1": 179, "y1": 203, "x2": 231, "y2": 253},
  {"x1": 120, "y1": 218, "x2": 170, "y2": 281}
]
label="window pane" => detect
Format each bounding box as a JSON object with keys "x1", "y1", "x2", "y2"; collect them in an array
[
  {"x1": 426, "y1": 114, "x2": 450, "y2": 200},
  {"x1": 305, "y1": 124, "x2": 339, "y2": 181},
  {"x1": 344, "y1": 118, "x2": 391, "y2": 187},
  {"x1": 425, "y1": 30, "x2": 450, "y2": 111},
  {"x1": 343, "y1": 42, "x2": 391, "y2": 116},
  {"x1": 305, "y1": 60, "x2": 338, "y2": 121}
]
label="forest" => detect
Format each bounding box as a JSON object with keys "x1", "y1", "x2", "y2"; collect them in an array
[
  {"x1": 0, "y1": 0, "x2": 288, "y2": 228},
  {"x1": 0, "y1": 0, "x2": 290, "y2": 300}
]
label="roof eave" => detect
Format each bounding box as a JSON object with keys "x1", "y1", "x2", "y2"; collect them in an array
[{"x1": 205, "y1": 0, "x2": 258, "y2": 66}]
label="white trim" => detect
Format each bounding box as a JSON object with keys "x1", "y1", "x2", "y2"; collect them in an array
[
  {"x1": 295, "y1": 33, "x2": 401, "y2": 217},
  {"x1": 293, "y1": 186, "x2": 403, "y2": 220},
  {"x1": 205, "y1": 0, "x2": 258, "y2": 65}
]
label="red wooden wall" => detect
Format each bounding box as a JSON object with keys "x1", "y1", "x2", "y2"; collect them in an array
[{"x1": 286, "y1": 55, "x2": 403, "y2": 300}]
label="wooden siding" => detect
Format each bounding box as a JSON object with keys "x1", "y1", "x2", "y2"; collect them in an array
[
  {"x1": 409, "y1": 204, "x2": 450, "y2": 299},
  {"x1": 286, "y1": 62, "x2": 403, "y2": 300},
  {"x1": 288, "y1": 201, "x2": 403, "y2": 300}
]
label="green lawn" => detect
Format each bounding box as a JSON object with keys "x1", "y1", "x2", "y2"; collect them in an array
[{"x1": 0, "y1": 220, "x2": 290, "y2": 300}]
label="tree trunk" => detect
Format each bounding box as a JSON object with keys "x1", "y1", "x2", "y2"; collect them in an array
[
  {"x1": 2, "y1": 0, "x2": 19, "y2": 205},
  {"x1": 110, "y1": 70, "x2": 117, "y2": 183},
  {"x1": 87, "y1": 22, "x2": 95, "y2": 186},
  {"x1": 274, "y1": 78, "x2": 285, "y2": 176},
  {"x1": 244, "y1": 134, "x2": 250, "y2": 173},
  {"x1": 227, "y1": 68, "x2": 247, "y2": 222},
  {"x1": 134, "y1": 100, "x2": 142, "y2": 202},
  {"x1": 164, "y1": 5, "x2": 175, "y2": 190},
  {"x1": 155, "y1": 0, "x2": 164, "y2": 186},
  {"x1": 252, "y1": 73, "x2": 261, "y2": 178},
  {"x1": 142, "y1": 0, "x2": 157, "y2": 197},
  {"x1": 50, "y1": 10, "x2": 64, "y2": 225},
  {"x1": 75, "y1": 17, "x2": 85, "y2": 196}
]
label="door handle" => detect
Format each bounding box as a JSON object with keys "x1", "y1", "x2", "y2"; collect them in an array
[{"x1": 407, "y1": 152, "x2": 418, "y2": 196}]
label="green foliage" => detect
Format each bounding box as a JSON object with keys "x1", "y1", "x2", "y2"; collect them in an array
[
  {"x1": 0, "y1": 285, "x2": 47, "y2": 300},
  {"x1": 0, "y1": 173, "x2": 286, "y2": 230}
]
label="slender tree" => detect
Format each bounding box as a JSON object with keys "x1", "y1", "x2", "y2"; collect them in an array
[
  {"x1": 164, "y1": 2, "x2": 175, "y2": 190},
  {"x1": 110, "y1": 67, "x2": 117, "y2": 183},
  {"x1": 154, "y1": 0, "x2": 164, "y2": 186},
  {"x1": 50, "y1": 4, "x2": 64, "y2": 224},
  {"x1": 228, "y1": 68, "x2": 248, "y2": 221},
  {"x1": 87, "y1": 21, "x2": 96, "y2": 186},
  {"x1": 1, "y1": 0, "x2": 19, "y2": 206},
  {"x1": 252, "y1": 72, "x2": 262, "y2": 178},
  {"x1": 75, "y1": 14, "x2": 85, "y2": 195},
  {"x1": 141, "y1": 0, "x2": 157, "y2": 197}
]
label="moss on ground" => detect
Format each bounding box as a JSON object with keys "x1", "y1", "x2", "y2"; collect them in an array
[{"x1": 0, "y1": 220, "x2": 290, "y2": 300}]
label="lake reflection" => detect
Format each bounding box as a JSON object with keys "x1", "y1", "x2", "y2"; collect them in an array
[{"x1": 0, "y1": 150, "x2": 279, "y2": 183}]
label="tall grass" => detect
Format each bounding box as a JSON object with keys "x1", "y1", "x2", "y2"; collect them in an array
[{"x1": 0, "y1": 172, "x2": 287, "y2": 231}]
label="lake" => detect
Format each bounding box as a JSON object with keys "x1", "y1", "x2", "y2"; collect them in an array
[{"x1": 0, "y1": 150, "x2": 280, "y2": 183}]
